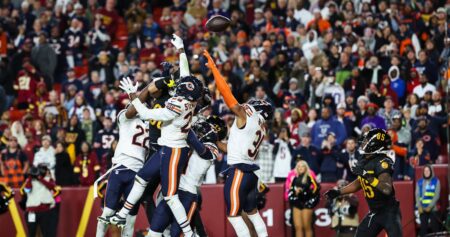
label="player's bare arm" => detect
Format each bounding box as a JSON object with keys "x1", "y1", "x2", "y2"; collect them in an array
[
  {"x1": 324, "y1": 178, "x2": 361, "y2": 200},
  {"x1": 203, "y1": 50, "x2": 247, "y2": 127},
  {"x1": 368, "y1": 172, "x2": 393, "y2": 196}
]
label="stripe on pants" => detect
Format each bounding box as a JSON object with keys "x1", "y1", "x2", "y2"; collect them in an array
[
  {"x1": 168, "y1": 148, "x2": 180, "y2": 196},
  {"x1": 230, "y1": 169, "x2": 243, "y2": 216}
]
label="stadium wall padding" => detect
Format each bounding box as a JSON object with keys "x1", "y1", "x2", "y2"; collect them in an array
[{"x1": 2, "y1": 165, "x2": 448, "y2": 237}]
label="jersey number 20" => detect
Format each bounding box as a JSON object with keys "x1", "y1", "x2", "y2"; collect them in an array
[
  {"x1": 132, "y1": 125, "x2": 149, "y2": 150},
  {"x1": 248, "y1": 130, "x2": 264, "y2": 159}
]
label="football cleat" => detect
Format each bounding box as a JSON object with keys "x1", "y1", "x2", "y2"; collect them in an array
[{"x1": 107, "y1": 214, "x2": 127, "y2": 228}]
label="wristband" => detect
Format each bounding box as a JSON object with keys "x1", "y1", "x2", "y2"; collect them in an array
[{"x1": 370, "y1": 178, "x2": 379, "y2": 187}]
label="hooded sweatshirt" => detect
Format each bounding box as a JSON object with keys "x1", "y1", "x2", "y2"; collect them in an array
[
  {"x1": 415, "y1": 165, "x2": 441, "y2": 212},
  {"x1": 388, "y1": 66, "x2": 406, "y2": 100}
]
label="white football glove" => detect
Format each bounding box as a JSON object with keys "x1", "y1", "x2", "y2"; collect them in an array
[
  {"x1": 171, "y1": 34, "x2": 184, "y2": 50},
  {"x1": 119, "y1": 77, "x2": 139, "y2": 96}
]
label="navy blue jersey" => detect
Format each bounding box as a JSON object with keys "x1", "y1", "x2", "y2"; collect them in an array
[
  {"x1": 94, "y1": 128, "x2": 119, "y2": 157},
  {"x1": 148, "y1": 92, "x2": 171, "y2": 145}
]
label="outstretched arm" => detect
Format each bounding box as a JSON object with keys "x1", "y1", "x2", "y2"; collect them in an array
[
  {"x1": 203, "y1": 50, "x2": 247, "y2": 127},
  {"x1": 171, "y1": 34, "x2": 190, "y2": 77},
  {"x1": 339, "y1": 179, "x2": 362, "y2": 195}
]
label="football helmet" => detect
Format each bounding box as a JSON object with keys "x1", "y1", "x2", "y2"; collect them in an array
[
  {"x1": 206, "y1": 115, "x2": 228, "y2": 141},
  {"x1": 192, "y1": 121, "x2": 217, "y2": 143},
  {"x1": 175, "y1": 76, "x2": 203, "y2": 101},
  {"x1": 247, "y1": 99, "x2": 274, "y2": 121},
  {"x1": 358, "y1": 128, "x2": 392, "y2": 155}
]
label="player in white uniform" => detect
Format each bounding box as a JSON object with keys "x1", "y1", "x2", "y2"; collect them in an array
[
  {"x1": 96, "y1": 101, "x2": 149, "y2": 237},
  {"x1": 148, "y1": 120, "x2": 222, "y2": 236},
  {"x1": 108, "y1": 35, "x2": 203, "y2": 237},
  {"x1": 204, "y1": 50, "x2": 272, "y2": 237}
]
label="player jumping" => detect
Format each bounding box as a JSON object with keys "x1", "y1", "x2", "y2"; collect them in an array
[
  {"x1": 96, "y1": 84, "x2": 150, "y2": 237},
  {"x1": 324, "y1": 128, "x2": 402, "y2": 237},
  {"x1": 148, "y1": 119, "x2": 223, "y2": 236},
  {"x1": 203, "y1": 50, "x2": 271, "y2": 237},
  {"x1": 108, "y1": 35, "x2": 203, "y2": 237}
]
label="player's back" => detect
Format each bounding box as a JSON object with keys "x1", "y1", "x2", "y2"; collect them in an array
[
  {"x1": 113, "y1": 110, "x2": 149, "y2": 172},
  {"x1": 179, "y1": 142, "x2": 218, "y2": 194},
  {"x1": 227, "y1": 105, "x2": 265, "y2": 166},
  {"x1": 158, "y1": 96, "x2": 196, "y2": 148}
]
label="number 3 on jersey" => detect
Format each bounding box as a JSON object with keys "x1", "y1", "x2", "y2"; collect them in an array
[{"x1": 248, "y1": 129, "x2": 264, "y2": 159}]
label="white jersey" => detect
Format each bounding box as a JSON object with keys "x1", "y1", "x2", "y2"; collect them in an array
[
  {"x1": 132, "y1": 96, "x2": 196, "y2": 148},
  {"x1": 113, "y1": 110, "x2": 149, "y2": 172},
  {"x1": 227, "y1": 105, "x2": 265, "y2": 166},
  {"x1": 179, "y1": 142, "x2": 219, "y2": 194},
  {"x1": 272, "y1": 139, "x2": 292, "y2": 178}
]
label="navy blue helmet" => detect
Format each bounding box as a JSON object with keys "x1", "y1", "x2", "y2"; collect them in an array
[
  {"x1": 193, "y1": 121, "x2": 217, "y2": 143},
  {"x1": 247, "y1": 99, "x2": 274, "y2": 121},
  {"x1": 175, "y1": 76, "x2": 203, "y2": 101},
  {"x1": 206, "y1": 115, "x2": 228, "y2": 140}
]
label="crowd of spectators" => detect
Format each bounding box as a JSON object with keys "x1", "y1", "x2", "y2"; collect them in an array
[{"x1": 0, "y1": 0, "x2": 448, "y2": 190}]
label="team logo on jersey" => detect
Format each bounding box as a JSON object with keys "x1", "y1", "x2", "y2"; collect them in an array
[
  {"x1": 422, "y1": 135, "x2": 431, "y2": 142},
  {"x1": 381, "y1": 161, "x2": 389, "y2": 169},
  {"x1": 186, "y1": 82, "x2": 195, "y2": 91}
]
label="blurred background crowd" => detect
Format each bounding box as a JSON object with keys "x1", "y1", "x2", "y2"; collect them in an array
[
  {"x1": 0, "y1": 0, "x2": 448, "y2": 236},
  {"x1": 0, "y1": 0, "x2": 448, "y2": 212}
]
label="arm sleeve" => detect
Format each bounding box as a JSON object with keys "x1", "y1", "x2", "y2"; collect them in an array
[
  {"x1": 187, "y1": 130, "x2": 207, "y2": 155},
  {"x1": 179, "y1": 52, "x2": 190, "y2": 77},
  {"x1": 39, "y1": 178, "x2": 56, "y2": 190},
  {"x1": 132, "y1": 98, "x2": 178, "y2": 121}
]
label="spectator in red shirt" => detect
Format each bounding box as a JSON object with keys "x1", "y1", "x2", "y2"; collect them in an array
[
  {"x1": 96, "y1": 0, "x2": 119, "y2": 39},
  {"x1": 14, "y1": 63, "x2": 41, "y2": 109},
  {"x1": 73, "y1": 141, "x2": 100, "y2": 186}
]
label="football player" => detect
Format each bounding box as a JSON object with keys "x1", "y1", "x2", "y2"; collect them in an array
[
  {"x1": 96, "y1": 84, "x2": 151, "y2": 237},
  {"x1": 203, "y1": 50, "x2": 272, "y2": 237},
  {"x1": 324, "y1": 128, "x2": 402, "y2": 237},
  {"x1": 109, "y1": 35, "x2": 203, "y2": 237},
  {"x1": 148, "y1": 119, "x2": 222, "y2": 236}
]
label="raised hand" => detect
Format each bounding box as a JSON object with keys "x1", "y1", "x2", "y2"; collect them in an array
[
  {"x1": 203, "y1": 50, "x2": 217, "y2": 70},
  {"x1": 119, "y1": 77, "x2": 139, "y2": 96},
  {"x1": 171, "y1": 34, "x2": 184, "y2": 50}
]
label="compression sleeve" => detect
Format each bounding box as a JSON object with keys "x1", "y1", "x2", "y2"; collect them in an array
[
  {"x1": 179, "y1": 52, "x2": 190, "y2": 77},
  {"x1": 132, "y1": 98, "x2": 177, "y2": 121},
  {"x1": 210, "y1": 64, "x2": 238, "y2": 108},
  {"x1": 187, "y1": 130, "x2": 214, "y2": 160}
]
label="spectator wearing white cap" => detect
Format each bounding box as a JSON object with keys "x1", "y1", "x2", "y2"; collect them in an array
[
  {"x1": 335, "y1": 102, "x2": 354, "y2": 137},
  {"x1": 33, "y1": 135, "x2": 56, "y2": 178}
]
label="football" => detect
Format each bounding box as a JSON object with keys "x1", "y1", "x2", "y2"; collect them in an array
[{"x1": 205, "y1": 15, "x2": 231, "y2": 32}]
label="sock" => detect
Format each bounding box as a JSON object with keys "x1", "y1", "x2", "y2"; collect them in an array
[
  {"x1": 96, "y1": 207, "x2": 115, "y2": 237},
  {"x1": 165, "y1": 195, "x2": 192, "y2": 235},
  {"x1": 247, "y1": 212, "x2": 268, "y2": 237},
  {"x1": 117, "y1": 176, "x2": 148, "y2": 217},
  {"x1": 122, "y1": 215, "x2": 137, "y2": 237},
  {"x1": 146, "y1": 229, "x2": 162, "y2": 237},
  {"x1": 227, "y1": 216, "x2": 250, "y2": 237}
]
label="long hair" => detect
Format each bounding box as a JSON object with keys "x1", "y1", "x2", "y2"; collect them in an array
[{"x1": 296, "y1": 160, "x2": 311, "y2": 184}]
